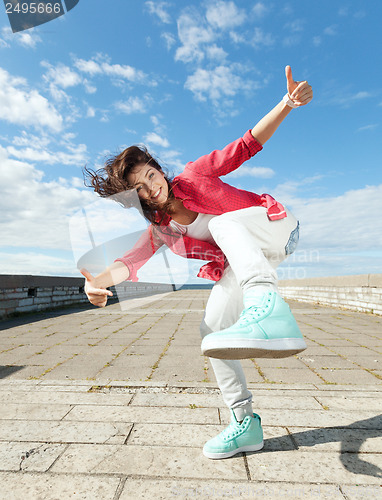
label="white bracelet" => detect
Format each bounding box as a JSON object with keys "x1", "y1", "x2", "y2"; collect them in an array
[{"x1": 283, "y1": 93, "x2": 297, "y2": 108}]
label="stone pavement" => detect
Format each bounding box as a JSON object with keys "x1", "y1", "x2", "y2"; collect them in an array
[{"x1": 0, "y1": 289, "x2": 381, "y2": 499}]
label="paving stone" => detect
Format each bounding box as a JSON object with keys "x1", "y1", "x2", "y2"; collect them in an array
[
  {"x1": 221, "y1": 409, "x2": 382, "y2": 429},
  {"x1": 315, "y1": 368, "x2": 380, "y2": 385},
  {"x1": 0, "y1": 420, "x2": 132, "y2": 445},
  {"x1": 315, "y1": 395, "x2": 382, "y2": 412},
  {"x1": 259, "y1": 367, "x2": 324, "y2": 384},
  {"x1": 0, "y1": 472, "x2": 120, "y2": 499},
  {"x1": 246, "y1": 450, "x2": 382, "y2": 485},
  {"x1": 346, "y1": 356, "x2": 381, "y2": 370},
  {"x1": 298, "y1": 355, "x2": 360, "y2": 369},
  {"x1": 286, "y1": 426, "x2": 382, "y2": 453},
  {"x1": 64, "y1": 405, "x2": 219, "y2": 424},
  {"x1": 0, "y1": 389, "x2": 133, "y2": 406},
  {"x1": 131, "y1": 392, "x2": 224, "y2": 408},
  {"x1": 119, "y1": 479, "x2": 345, "y2": 500},
  {"x1": 0, "y1": 403, "x2": 73, "y2": 421},
  {"x1": 51, "y1": 443, "x2": 248, "y2": 479},
  {"x1": 0, "y1": 441, "x2": 67, "y2": 472},
  {"x1": 1, "y1": 290, "x2": 382, "y2": 497},
  {"x1": 341, "y1": 484, "x2": 382, "y2": 499}
]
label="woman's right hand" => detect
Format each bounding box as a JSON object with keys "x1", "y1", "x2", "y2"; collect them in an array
[{"x1": 80, "y1": 268, "x2": 113, "y2": 307}]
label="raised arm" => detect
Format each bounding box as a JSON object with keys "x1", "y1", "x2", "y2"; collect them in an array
[{"x1": 251, "y1": 65, "x2": 313, "y2": 145}]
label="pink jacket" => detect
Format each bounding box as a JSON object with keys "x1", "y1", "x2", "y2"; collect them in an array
[{"x1": 115, "y1": 130, "x2": 286, "y2": 282}]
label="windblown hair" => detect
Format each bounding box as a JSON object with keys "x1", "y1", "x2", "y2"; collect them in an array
[{"x1": 83, "y1": 145, "x2": 176, "y2": 225}]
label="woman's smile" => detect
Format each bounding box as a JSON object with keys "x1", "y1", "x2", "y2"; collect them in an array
[{"x1": 151, "y1": 187, "x2": 162, "y2": 200}]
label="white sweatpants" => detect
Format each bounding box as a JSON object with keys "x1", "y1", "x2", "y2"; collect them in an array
[{"x1": 200, "y1": 206, "x2": 298, "y2": 415}]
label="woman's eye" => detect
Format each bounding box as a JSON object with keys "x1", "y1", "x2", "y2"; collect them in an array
[{"x1": 149, "y1": 172, "x2": 154, "y2": 179}]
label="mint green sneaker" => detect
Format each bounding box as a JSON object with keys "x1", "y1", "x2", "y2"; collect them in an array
[
  {"x1": 201, "y1": 290, "x2": 306, "y2": 359},
  {"x1": 203, "y1": 411, "x2": 264, "y2": 459}
]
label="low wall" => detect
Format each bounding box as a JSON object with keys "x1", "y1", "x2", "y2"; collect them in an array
[
  {"x1": 0, "y1": 275, "x2": 173, "y2": 319},
  {"x1": 279, "y1": 274, "x2": 382, "y2": 315}
]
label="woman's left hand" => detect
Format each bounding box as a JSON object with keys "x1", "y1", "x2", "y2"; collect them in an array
[{"x1": 285, "y1": 65, "x2": 313, "y2": 106}]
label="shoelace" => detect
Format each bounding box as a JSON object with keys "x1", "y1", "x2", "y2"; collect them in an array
[
  {"x1": 221, "y1": 421, "x2": 242, "y2": 440},
  {"x1": 238, "y1": 296, "x2": 272, "y2": 325},
  {"x1": 238, "y1": 305, "x2": 265, "y2": 325}
]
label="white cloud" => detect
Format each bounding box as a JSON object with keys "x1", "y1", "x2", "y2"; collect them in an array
[
  {"x1": 42, "y1": 62, "x2": 82, "y2": 88},
  {"x1": 327, "y1": 90, "x2": 372, "y2": 108},
  {"x1": 145, "y1": 1, "x2": 171, "y2": 23},
  {"x1": 0, "y1": 251, "x2": 79, "y2": 276},
  {"x1": 144, "y1": 132, "x2": 170, "y2": 148},
  {"x1": 273, "y1": 182, "x2": 382, "y2": 253},
  {"x1": 229, "y1": 26, "x2": 274, "y2": 48},
  {"x1": 6, "y1": 142, "x2": 88, "y2": 165},
  {"x1": 206, "y1": 0, "x2": 246, "y2": 30},
  {"x1": 175, "y1": 11, "x2": 215, "y2": 63},
  {"x1": 74, "y1": 57, "x2": 149, "y2": 84},
  {"x1": 357, "y1": 124, "x2": 378, "y2": 132},
  {"x1": 0, "y1": 68, "x2": 63, "y2": 132},
  {"x1": 0, "y1": 146, "x2": 95, "y2": 252},
  {"x1": 225, "y1": 165, "x2": 275, "y2": 179},
  {"x1": 324, "y1": 25, "x2": 337, "y2": 36},
  {"x1": 0, "y1": 38, "x2": 8, "y2": 48},
  {"x1": 158, "y1": 149, "x2": 185, "y2": 173},
  {"x1": 86, "y1": 106, "x2": 96, "y2": 118},
  {"x1": 161, "y1": 32, "x2": 177, "y2": 50},
  {"x1": 184, "y1": 65, "x2": 254, "y2": 103},
  {"x1": 251, "y1": 27, "x2": 274, "y2": 47},
  {"x1": 205, "y1": 44, "x2": 227, "y2": 62},
  {"x1": 284, "y1": 20, "x2": 305, "y2": 33},
  {"x1": 1, "y1": 27, "x2": 42, "y2": 49},
  {"x1": 252, "y1": 2, "x2": 267, "y2": 18},
  {"x1": 115, "y1": 96, "x2": 149, "y2": 114}
]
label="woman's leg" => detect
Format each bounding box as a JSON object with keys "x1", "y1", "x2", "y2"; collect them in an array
[
  {"x1": 200, "y1": 265, "x2": 253, "y2": 421},
  {"x1": 202, "y1": 206, "x2": 306, "y2": 359},
  {"x1": 208, "y1": 206, "x2": 298, "y2": 292}
]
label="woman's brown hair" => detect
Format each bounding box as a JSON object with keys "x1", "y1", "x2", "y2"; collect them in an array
[{"x1": 83, "y1": 145, "x2": 175, "y2": 225}]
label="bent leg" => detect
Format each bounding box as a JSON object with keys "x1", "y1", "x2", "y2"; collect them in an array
[
  {"x1": 203, "y1": 207, "x2": 306, "y2": 359},
  {"x1": 208, "y1": 206, "x2": 298, "y2": 293}
]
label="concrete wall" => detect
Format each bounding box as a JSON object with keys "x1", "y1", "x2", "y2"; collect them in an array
[
  {"x1": 0, "y1": 275, "x2": 173, "y2": 319},
  {"x1": 2, "y1": 273, "x2": 381, "y2": 319},
  {"x1": 279, "y1": 274, "x2": 382, "y2": 315}
]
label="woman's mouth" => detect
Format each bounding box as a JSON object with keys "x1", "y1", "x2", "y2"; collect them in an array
[{"x1": 152, "y1": 188, "x2": 161, "y2": 200}]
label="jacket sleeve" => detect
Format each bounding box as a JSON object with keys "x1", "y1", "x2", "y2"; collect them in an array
[
  {"x1": 114, "y1": 225, "x2": 164, "y2": 282},
  {"x1": 184, "y1": 130, "x2": 263, "y2": 178}
]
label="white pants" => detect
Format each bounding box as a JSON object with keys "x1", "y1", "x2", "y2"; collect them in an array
[{"x1": 200, "y1": 206, "x2": 298, "y2": 415}]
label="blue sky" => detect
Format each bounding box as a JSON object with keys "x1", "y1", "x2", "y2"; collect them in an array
[{"x1": 0, "y1": 0, "x2": 381, "y2": 283}]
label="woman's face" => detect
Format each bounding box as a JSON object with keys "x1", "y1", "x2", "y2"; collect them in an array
[{"x1": 127, "y1": 163, "x2": 169, "y2": 207}]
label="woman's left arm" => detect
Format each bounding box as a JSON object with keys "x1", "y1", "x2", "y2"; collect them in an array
[{"x1": 251, "y1": 66, "x2": 313, "y2": 145}]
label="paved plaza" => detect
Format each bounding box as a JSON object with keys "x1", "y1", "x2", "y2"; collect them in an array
[{"x1": 0, "y1": 289, "x2": 381, "y2": 499}]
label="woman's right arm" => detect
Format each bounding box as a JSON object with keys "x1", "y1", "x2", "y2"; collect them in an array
[{"x1": 81, "y1": 262, "x2": 130, "y2": 307}]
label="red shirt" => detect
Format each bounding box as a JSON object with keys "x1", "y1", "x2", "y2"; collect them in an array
[{"x1": 115, "y1": 130, "x2": 286, "y2": 282}]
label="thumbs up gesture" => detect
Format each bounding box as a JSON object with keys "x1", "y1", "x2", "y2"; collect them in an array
[
  {"x1": 285, "y1": 65, "x2": 313, "y2": 107},
  {"x1": 80, "y1": 268, "x2": 113, "y2": 307}
]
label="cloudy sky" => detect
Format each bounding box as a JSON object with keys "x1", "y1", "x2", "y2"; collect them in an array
[{"x1": 0, "y1": 0, "x2": 381, "y2": 283}]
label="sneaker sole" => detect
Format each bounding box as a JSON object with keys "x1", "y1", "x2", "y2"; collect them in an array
[
  {"x1": 202, "y1": 338, "x2": 307, "y2": 359},
  {"x1": 203, "y1": 440, "x2": 264, "y2": 459}
]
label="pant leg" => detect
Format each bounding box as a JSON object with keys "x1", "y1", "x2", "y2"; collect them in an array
[
  {"x1": 208, "y1": 206, "x2": 298, "y2": 293},
  {"x1": 200, "y1": 266, "x2": 253, "y2": 414}
]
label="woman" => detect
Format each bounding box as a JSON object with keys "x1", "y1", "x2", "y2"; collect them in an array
[{"x1": 82, "y1": 65, "x2": 313, "y2": 459}]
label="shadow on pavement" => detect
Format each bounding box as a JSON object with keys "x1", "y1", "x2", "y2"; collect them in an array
[
  {"x1": 254, "y1": 414, "x2": 382, "y2": 479},
  {"x1": 0, "y1": 365, "x2": 25, "y2": 379},
  {"x1": 0, "y1": 302, "x2": 102, "y2": 331}
]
